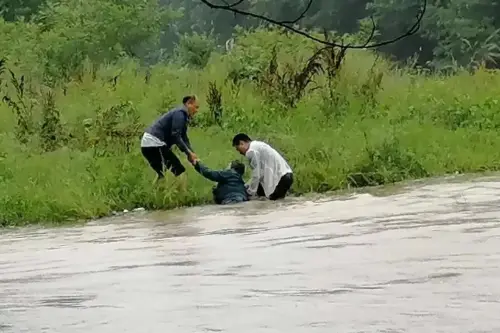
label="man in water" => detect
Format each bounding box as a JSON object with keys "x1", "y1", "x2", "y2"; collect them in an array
[
  {"x1": 191, "y1": 159, "x2": 249, "y2": 205},
  {"x1": 140, "y1": 95, "x2": 199, "y2": 181},
  {"x1": 232, "y1": 133, "x2": 293, "y2": 200}
]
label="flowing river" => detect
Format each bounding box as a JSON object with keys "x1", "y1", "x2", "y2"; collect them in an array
[{"x1": 1, "y1": 176, "x2": 500, "y2": 332}]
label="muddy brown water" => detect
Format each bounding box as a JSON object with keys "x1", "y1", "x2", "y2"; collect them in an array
[{"x1": 1, "y1": 177, "x2": 500, "y2": 332}]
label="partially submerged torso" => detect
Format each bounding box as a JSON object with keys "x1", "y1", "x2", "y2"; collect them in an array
[
  {"x1": 212, "y1": 169, "x2": 248, "y2": 204},
  {"x1": 194, "y1": 162, "x2": 248, "y2": 204},
  {"x1": 246, "y1": 140, "x2": 293, "y2": 197}
]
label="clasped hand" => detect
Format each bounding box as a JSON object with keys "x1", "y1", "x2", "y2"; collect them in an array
[{"x1": 188, "y1": 152, "x2": 198, "y2": 165}]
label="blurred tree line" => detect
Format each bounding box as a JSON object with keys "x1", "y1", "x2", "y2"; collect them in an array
[{"x1": 1, "y1": 0, "x2": 499, "y2": 78}]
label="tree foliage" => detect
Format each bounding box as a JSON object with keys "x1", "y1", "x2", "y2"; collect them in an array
[
  {"x1": 1, "y1": 0, "x2": 499, "y2": 73},
  {"x1": 1, "y1": 0, "x2": 178, "y2": 81}
]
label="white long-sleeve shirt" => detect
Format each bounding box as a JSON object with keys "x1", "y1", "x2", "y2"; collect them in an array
[{"x1": 245, "y1": 140, "x2": 293, "y2": 197}]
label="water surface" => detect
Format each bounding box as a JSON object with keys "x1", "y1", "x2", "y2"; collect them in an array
[{"x1": 1, "y1": 177, "x2": 500, "y2": 332}]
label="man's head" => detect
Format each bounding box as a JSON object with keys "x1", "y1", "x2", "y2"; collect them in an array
[
  {"x1": 182, "y1": 95, "x2": 199, "y2": 117},
  {"x1": 232, "y1": 133, "x2": 252, "y2": 155},
  {"x1": 229, "y1": 160, "x2": 245, "y2": 176}
]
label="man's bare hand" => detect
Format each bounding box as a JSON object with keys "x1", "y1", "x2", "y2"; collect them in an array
[{"x1": 188, "y1": 152, "x2": 197, "y2": 163}]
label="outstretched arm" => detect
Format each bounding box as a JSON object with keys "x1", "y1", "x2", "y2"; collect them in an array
[
  {"x1": 183, "y1": 131, "x2": 193, "y2": 152},
  {"x1": 171, "y1": 111, "x2": 193, "y2": 155},
  {"x1": 194, "y1": 161, "x2": 224, "y2": 182},
  {"x1": 246, "y1": 150, "x2": 261, "y2": 196}
]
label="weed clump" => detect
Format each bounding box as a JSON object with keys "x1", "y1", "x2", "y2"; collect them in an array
[
  {"x1": 39, "y1": 89, "x2": 64, "y2": 152},
  {"x1": 90, "y1": 101, "x2": 143, "y2": 156},
  {"x1": 2, "y1": 67, "x2": 34, "y2": 144},
  {"x1": 347, "y1": 136, "x2": 429, "y2": 187}
]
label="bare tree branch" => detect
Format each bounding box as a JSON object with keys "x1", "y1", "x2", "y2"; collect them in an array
[
  {"x1": 220, "y1": 0, "x2": 244, "y2": 8},
  {"x1": 199, "y1": 0, "x2": 427, "y2": 49}
]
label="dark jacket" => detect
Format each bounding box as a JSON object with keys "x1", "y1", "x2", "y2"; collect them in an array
[
  {"x1": 145, "y1": 105, "x2": 193, "y2": 155},
  {"x1": 194, "y1": 162, "x2": 248, "y2": 204}
]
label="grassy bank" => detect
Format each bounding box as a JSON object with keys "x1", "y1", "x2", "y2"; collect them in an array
[{"x1": 1, "y1": 28, "x2": 500, "y2": 227}]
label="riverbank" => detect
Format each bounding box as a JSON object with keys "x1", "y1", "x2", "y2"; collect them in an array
[{"x1": 1, "y1": 29, "x2": 500, "y2": 227}]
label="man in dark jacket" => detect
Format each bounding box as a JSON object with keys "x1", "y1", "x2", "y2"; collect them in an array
[
  {"x1": 140, "y1": 95, "x2": 199, "y2": 180},
  {"x1": 192, "y1": 159, "x2": 249, "y2": 205}
]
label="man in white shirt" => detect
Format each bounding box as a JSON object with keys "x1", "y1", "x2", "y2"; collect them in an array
[{"x1": 232, "y1": 133, "x2": 293, "y2": 200}]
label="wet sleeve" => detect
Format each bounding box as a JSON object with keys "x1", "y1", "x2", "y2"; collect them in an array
[
  {"x1": 171, "y1": 111, "x2": 192, "y2": 155},
  {"x1": 194, "y1": 162, "x2": 224, "y2": 182},
  {"x1": 246, "y1": 150, "x2": 261, "y2": 196}
]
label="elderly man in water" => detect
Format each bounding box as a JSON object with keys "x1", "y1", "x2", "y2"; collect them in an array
[
  {"x1": 232, "y1": 133, "x2": 294, "y2": 200},
  {"x1": 191, "y1": 158, "x2": 249, "y2": 205}
]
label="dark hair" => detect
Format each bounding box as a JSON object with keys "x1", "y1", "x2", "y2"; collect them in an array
[
  {"x1": 182, "y1": 95, "x2": 196, "y2": 104},
  {"x1": 232, "y1": 133, "x2": 252, "y2": 146},
  {"x1": 230, "y1": 160, "x2": 245, "y2": 175}
]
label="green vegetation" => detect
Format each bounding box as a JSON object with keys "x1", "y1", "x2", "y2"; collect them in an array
[
  {"x1": 1, "y1": 0, "x2": 500, "y2": 227},
  {"x1": 4, "y1": 0, "x2": 500, "y2": 71}
]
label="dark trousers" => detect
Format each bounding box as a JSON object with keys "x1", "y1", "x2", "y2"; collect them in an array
[
  {"x1": 141, "y1": 146, "x2": 186, "y2": 178},
  {"x1": 256, "y1": 173, "x2": 293, "y2": 200}
]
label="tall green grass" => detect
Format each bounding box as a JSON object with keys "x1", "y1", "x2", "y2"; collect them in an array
[{"x1": 1, "y1": 28, "x2": 500, "y2": 227}]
